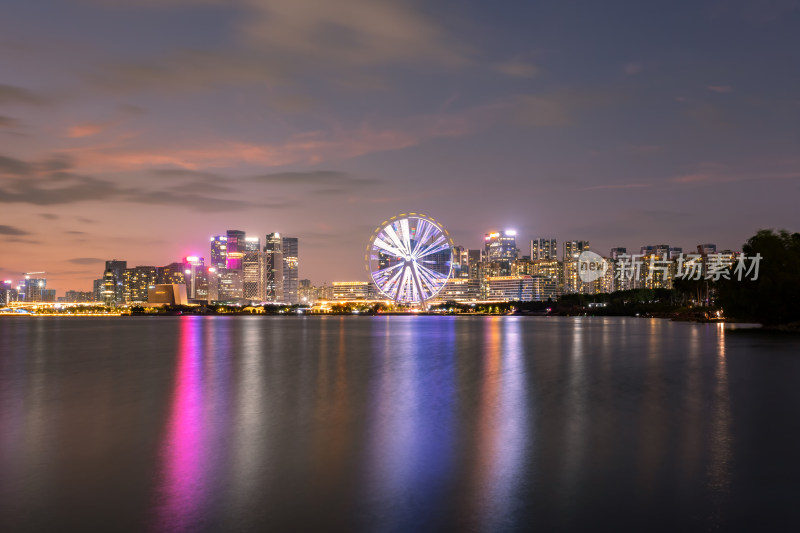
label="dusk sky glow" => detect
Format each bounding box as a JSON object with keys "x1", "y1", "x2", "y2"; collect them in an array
[{"x1": 1, "y1": 0, "x2": 799, "y2": 291}]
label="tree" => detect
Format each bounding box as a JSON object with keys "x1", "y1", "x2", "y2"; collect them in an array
[{"x1": 717, "y1": 229, "x2": 800, "y2": 325}]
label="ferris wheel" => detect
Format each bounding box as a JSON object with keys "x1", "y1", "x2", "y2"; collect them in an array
[{"x1": 366, "y1": 213, "x2": 454, "y2": 304}]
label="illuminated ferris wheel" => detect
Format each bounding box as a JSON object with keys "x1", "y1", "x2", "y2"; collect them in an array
[{"x1": 366, "y1": 213, "x2": 454, "y2": 304}]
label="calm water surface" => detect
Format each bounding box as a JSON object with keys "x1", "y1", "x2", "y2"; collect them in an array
[{"x1": 1, "y1": 316, "x2": 799, "y2": 532}]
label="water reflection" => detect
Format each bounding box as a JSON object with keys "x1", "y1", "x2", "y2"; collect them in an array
[
  {"x1": 153, "y1": 317, "x2": 209, "y2": 531},
  {"x1": 707, "y1": 323, "x2": 732, "y2": 521},
  {"x1": 473, "y1": 317, "x2": 529, "y2": 531},
  {"x1": 3, "y1": 316, "x2": 794, "y2": 532}
]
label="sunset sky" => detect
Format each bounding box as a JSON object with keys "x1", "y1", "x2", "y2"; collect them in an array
[{"x1": 1, "y1": 0, "x2": 799, "y2": 291}]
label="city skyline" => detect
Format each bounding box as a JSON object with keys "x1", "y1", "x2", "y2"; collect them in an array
[
  {"x1": 2, "y1": 0, "x2": 799, "y2": 292},
  {"x1": 3, "y1": 221, "x2": 735, "y2": 296}
]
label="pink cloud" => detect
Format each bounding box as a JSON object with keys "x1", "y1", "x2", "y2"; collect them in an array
[
  {"x1": 67, "y1": 122, "x2": 105, "y2": 138},
  {"x1": 61, "y1": 109, "x2": 483, "y2": 173}
]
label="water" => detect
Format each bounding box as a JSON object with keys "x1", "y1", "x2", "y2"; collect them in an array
[{"x1": 1, "y1": 316, "x2": 799, "y2": 532}]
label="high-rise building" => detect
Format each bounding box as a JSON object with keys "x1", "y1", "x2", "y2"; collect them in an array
[
  {"x1": 225, "y1": 230, "x2": 246, "y2": 271},
  {"x1": 282, "y1": 236, "x2": 299, "y2": 304},
  {"x1": 63, "y1": 290, "x2": 93, "y2": 303},
  {"x1": 263, "y1": 233, "x2": 284, "y2": 302},
  {"x1": 217, "y1": 269, "x2": 243, "y2": 302},
  {"x1": 484, "y1": 230, "x2": 518, "y2": 276},
  {"x1": 210, "y1": 235, "x2": 227, "y2": 269},
  {"x1": 1, "y1": 279, "x2": 17, "y2": 305},
  {"x1": 531, "y1": 238, "x2": 557, "y2": 260},
  {"x1": 93, "y1": 278, "x2": 104, "y2": 302},
  {"x1": 243, "y1": 237, "x2": 262, "y2": 301},
  {"x1": 123, "y1": 266, "x2": 157, "y2": 303},
  {"x1": 103, "y1": 260, "x2": 127, "y2": 305},
  {"x1": 697, "y1": 243, "x2": 717, "y2": 256},
  {"x1": 451, "y1": 246, "x2": 469, "y2": 278},
  {"x1": 158, "y1": 263, "x2": 185, "y2": 285},
  {"x1": 20, "y1": 274, "x2": 47, "y2": 302},
  {"x1": 183, "y1": 256, "x2": 208, "y2": 301},
  {"x1": 562, "y1": 241, "x2": 590, "y2": 294}
]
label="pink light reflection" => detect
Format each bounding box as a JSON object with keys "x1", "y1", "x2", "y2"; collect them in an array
[{"x1": 153, "y1": 317, "x2": 208, "y2": 531}]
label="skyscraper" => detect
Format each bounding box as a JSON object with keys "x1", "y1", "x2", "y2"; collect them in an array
[
  {"x1": 103, "y1": 260, "x2": 127, "y2": 305},
  {"x1": 263, "y1": 233, "x2": 284, "y2": 302},
  {"x1": 562, "y1": 241, "x2": 590, "y2": 294},
  {"x1": 123, "y1": 266, "x2": 157, "y2": 303},
  {"x1": 225, "y1": 230, "x2": 246, "y2": 271},
  {"x1": 282, "y1": 236, "x2": 299, "y2": 304},
  {"x1": 243, "y1": 237, "x2": 262, "y2": 301},
  {"x1": 484, "y1": 230, "x2": 518, "y2": 276},
  {"x1": 183, "y1": 256, "x2": 207, "y2": 301},
  {"x1": 531, "y1": 238, "x2": 557, "y2": 260},
  {"x1": 210, "y1": 235, "x2": 227, "y2": 269}
]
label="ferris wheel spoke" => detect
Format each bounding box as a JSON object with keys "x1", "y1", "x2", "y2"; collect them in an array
[
  {"x1": 373, "y1": 237, "x2": 405, "y2": 258},
  {"x1": 415, "y1": 262, "x2": 447, "y2": 293},
  {"x1": 411, "y1": 219, "x2": 434, "y2": 253},
  {"x1": 400, "y1": 218, "x2": 412, "y2": 255},
  {"x1": 383, "y1": 225, "x2": 409, "y2": 256},
  {"x1": 411, "y1": 263, "x2": 436, "y2": 298},
  {"x1": 415, "y1": 235, "x2": 449, "y2": 258}
]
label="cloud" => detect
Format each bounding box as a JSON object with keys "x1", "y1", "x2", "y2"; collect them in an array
[
  {"x1": 0, "y1": 154, "x2": 33, "y2": 175},
  {"x1": 64, "y1": 230, "x2": 87, "y2": 235},
  {"x1": 40, "y1": 213, "x2": 60, "y2": 220},
  {"x1": 0, "y1": 84, "x2": 48, "y2": 106},
  {"x1": 64, "y1": 111, "x2": 476, "y2": 171},
  {"x1": 0, "y1": 224, "x2": 30, "y2": 235},
  {"x1": 67, "y1": 257, "x2": 105, "y2": 265},
  {"x1": 580, "y1": 183, "x2": 651, "y2": 191},
  {"x1": 86, "y1": 0, "x2": 467, "y2": 96},
  {"x1": 0, "y1": 115, "x2": 20, "y2": 128},
  {"x1": 68, "y1": 122, "x2": 106, "y2": 138},
  {"x1": 237, "y1": 0, "x2": 468, "y2": 67},
  {"x1": 707, "y1": 85, "x2": 733, "y2": 93},
  {"x1": 0, "y1": 152, "x2": 294, "y2": 211},
  {"x1": 495, "y1": 59, "x2": 540, "y2": 78},
  {"x1": 247, "y1": 170, "x2": 379, "y2": 186},
  {"x1": 510, "y1": 94, "x2": 574, "y2": 127}
]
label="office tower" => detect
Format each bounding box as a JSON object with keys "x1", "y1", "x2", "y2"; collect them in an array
[
  {"x1": 243, "y1": 237, "x2": 262, "y2": 301},
  {"x1": 531, "y1": 238, "x2": 557, "y2": 260},
  {"x1": 93, "y1": 278, "x2": 104, "y2": 302},
  {"x1": 103, "y1": 260, "x2": 127, "y2": 305},
  {"x1": 610, "y1": 247, "x2": 632, "y2": 291},
  {"x1": 64, "y1": 290, "x2": 92, "y2": 303},
  {"x1": 282, "y1": 236, "x2": 299, "y2": 304},
  {"x1": 610, "y1": 247, "x2": 627, "y2": 260},
  {"x1": 299, "y1": 279, "x2": 312, "y2": 303},
  {"x1": 697, "y1": 243, "x2": 717, "y2": 256},
  {"x1": 217, "y1": 269, "x2": 243, "y2": 302},
  {"x1": 451, "y1": 245, "x2": 469, "y2": 278},
  {"x1": 484, "y1": 230, "x2": 518, "y2": 276},
  {"x1": 225, "y1": 230, "x2": 246, "y2": 271},
  {"x1": 263, "y1": 233, "x2": 284, "y2": 302},
  {"x1": 639, "y1": 244, "x2": 675, "y2": 289},
  {"x1": 1, "y1": 279, "x2": 18, "y2": 305},
  {"x1": 183, "y1": 256, "x2": 208, "y2": 301},
  {"x1": 562, "y1": 240, "x2": 590, "y2": 294},
  {"x1": 20, "y1": 274, "x2": 46, "y2": 302},
  {"x1": 210, "y1": 235, "x2": 227, "y2": 269},
  {"x1": 158, "y1": 262, "x2": 185, "y2": 285},
  {"x1": 123, "y1": 266, "x2": 158, "y2": 303}
]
